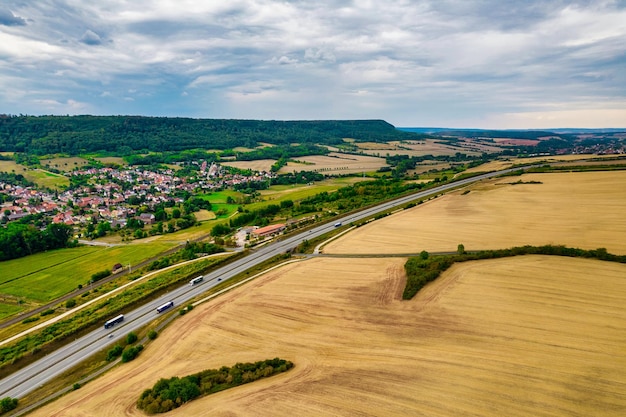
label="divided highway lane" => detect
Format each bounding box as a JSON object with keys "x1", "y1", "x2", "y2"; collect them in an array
[{"x1": 0, "y1": 167, "x2": 525, "y2": 400}]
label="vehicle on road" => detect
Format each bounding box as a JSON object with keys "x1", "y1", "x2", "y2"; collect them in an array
[
  {"x1": 104, "y1": 314, "x2": 124, "y2": 329},
  {"x1": 189, "y1": 276, "x2": 204, "y2": 285},
  {"x1": 334, "y1": 222, "x2": 342, "y2": 227},
  {"x1": 156, "y1": 301, "x2": 174, "y2": 313}
]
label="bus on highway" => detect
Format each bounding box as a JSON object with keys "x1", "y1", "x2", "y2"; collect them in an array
[
  {"x1": 104, "y1": 314, "x2": 124, "y2": 329},
  {"x1": 156, "y1": 301, "x2": 174, "y2": 313},
  {"x1": 189, "y1": 276, "x2": 204, "y2": 285}
]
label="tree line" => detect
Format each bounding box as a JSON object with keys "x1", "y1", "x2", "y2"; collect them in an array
[
  {"x1": 0, "y1": 223, "x2": 74, "y2": 261},
  {"x1": 403, "y1": 245, "x2": 626, "y2": 300}
]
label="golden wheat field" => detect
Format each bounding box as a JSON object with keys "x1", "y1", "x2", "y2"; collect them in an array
[
  {"x1": 28, "y1": 170, "x2": 626, "y2": 416},
  {"x1": 463, "y1": 153, "x2": 625, "y2": 174},
  {"x1": 220, "y1": 159, "x2": 277, "y2": 172},
  {"x1": 30, "y1": 254, "x2": 626, "y2": 417},
  {"x1": 324, "y1": 170, "x2": 626, "y2": 255}
]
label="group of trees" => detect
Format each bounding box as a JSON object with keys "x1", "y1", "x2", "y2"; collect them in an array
[
  {"x1": 106, "y1": 332, "x2": 144, "y2": 363},
  {"x1": 137, "y1": 358, "x2": 294, "y2": 414},
  {"x1": 0, "y1": 222, "x2": 74, "y2": 261}
]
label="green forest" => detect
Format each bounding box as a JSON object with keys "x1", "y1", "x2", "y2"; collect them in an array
[{"x1": 0, "y1": 115, "x2": 422, "y2": 155}]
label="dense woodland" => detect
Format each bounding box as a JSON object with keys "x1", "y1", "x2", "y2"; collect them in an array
[{"x1": 0, "y1": 115, "x2": 422, "y2": 155}]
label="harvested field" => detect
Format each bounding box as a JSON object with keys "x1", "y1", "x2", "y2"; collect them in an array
[
  {"x1": 0, "y1": 160, "x2": 27, "y2": 174},
  {"x1": 193, "y1": 209, "x2": 216, "y2": 221},
  {"x1": 220, "y1": 159, "x2": 276, "y2": 172},
  {"x1": 325, "y1": 171, "x2": 626, "y2": 255},
  {"x1": 279, "y1": 152, "x2": 387, "y2": 174},
  {"x1": 464, "y1": 153, "x2": 624, "y2": 174},
  {"x1": 40, "y1": 157, "x2": 90, "y2": 172},
  {"x1": 30, "y1": 255, "x2": 626, "y2": 416}
]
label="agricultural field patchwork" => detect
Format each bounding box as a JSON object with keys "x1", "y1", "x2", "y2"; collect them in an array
[
  {"x1": 17, "y1": 169, "x2": 626, "y2": 416},
  {"x1": 464, "y1": 153, "x2": 626, "y2": 174}
]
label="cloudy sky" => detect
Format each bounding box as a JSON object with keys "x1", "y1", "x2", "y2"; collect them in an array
[{"x1": 1, "y1": 1, "x2": 625, "y2": 128}]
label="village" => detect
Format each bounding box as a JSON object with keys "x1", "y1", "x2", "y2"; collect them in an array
[{"x1": 0, "y1": 161, "x2": 276, "y2": 236}]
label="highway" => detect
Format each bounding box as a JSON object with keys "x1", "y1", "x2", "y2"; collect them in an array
[{"x1": 0, "y1": 167, "x2": 524, "y2": 400}]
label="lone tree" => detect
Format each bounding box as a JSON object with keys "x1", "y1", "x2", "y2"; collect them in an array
[{"x1": 457, "y1": 243, "x2": 465, "y2": 255}]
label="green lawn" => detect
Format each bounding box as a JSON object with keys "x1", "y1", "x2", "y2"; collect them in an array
[
  {"x1": 197, "y1": 190, "x2": 244, "y2": 204},
  {"x1": 210, "y1": 203, "x2": 240, "y2": 218},
  {"x1": 0, "y1": 242, "x2": 175, "y2": 305}
]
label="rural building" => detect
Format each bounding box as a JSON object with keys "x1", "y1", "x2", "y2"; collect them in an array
[
  {"x1": 138, "y1": 213, "x2": 156, "y2": 224},
  {"x1": 252, "y1": 223, "x2": 286, "y2": 238},
  {"x1": 112, "y1": 263, "x2": 124, "y2": 273}
]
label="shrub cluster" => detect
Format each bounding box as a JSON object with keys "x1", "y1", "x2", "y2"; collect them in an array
[
  {"x1": 122, "y1": 345, "x2": 143, "y2": 363},
  {"x1": 91, "y1": 269, "x2": 111, "y2": 282},
  {"x1": 137, "y1": 358, "x2": 293, "y2": 414},
  {"x1": 0, "y1": 397, "x2": 18, "y2": 414}
]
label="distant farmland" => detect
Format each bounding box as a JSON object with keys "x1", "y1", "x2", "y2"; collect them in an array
[{"x1": 279, "y1": 152, "x2": 388, "y2": 175}]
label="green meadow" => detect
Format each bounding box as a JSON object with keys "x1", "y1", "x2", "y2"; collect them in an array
[
  {"x1": 0, "y1": 242, "x2": 175, "y2": 315},
  {"x1": 0, "y1": 160, "x2": 69, "y2": 189}
]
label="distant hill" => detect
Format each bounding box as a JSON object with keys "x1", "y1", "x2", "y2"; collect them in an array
[
  {"x1": 398, "y1": 127, "x2": 626, "y2": 137},
  {"x1": 0, "y1": 115, "x2": 422, "y2": 156}
]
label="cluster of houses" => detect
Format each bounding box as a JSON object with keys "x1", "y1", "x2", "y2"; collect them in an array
[{"x1": 1, "y1": 162, "x2": 276, "y2": 232}]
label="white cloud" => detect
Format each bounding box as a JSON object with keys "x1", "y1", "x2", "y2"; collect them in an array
[
  {"x1": 488, "y1": 108, "x2": 626, "y2": 129},
  {"x1": 0, "y1": 0, "x2": 624, "y2": 127}
]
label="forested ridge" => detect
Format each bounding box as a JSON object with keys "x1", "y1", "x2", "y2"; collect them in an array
[{"x1": 0, "y1": 115, "x2": 421, "y2": 155}]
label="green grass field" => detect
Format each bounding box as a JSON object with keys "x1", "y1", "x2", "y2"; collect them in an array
[
  {"x1": 25, "y1": 169, "x2": 69, "y2": 189},
  {"x1": 0, "y1": 160, "x2": 69, "y2": 189},
  {"x1": 250, "y1": 177, "x2": 373, "y2": 210},
  {"x1": 0, "y1": 242, "x2": 176, "y2": 311},
  {"x1": 0, "y1": 304, "x2": 26, "y2": 320},
  {"x1": 198, "y1": 190, "x2": 244, "y2": 204}
]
